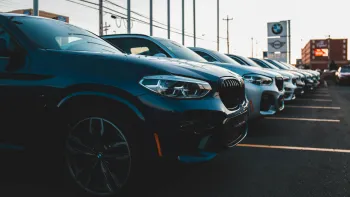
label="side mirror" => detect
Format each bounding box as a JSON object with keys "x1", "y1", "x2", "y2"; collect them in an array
[{"x1": 153, "y1": 53, "x2": 167, "y2": 58}]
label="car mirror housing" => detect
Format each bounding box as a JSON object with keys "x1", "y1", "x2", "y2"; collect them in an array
[{"x1": 153, "y1": 53, "x2": 167, "y2": 58}]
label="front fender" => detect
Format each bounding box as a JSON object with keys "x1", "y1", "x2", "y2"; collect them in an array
[{"x1": 57, "y1": 91, "x2": 145, "y2": 121}]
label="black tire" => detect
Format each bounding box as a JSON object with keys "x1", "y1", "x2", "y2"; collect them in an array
[{"x1": 62, "y1": 106, "x2": 144, "y2": 197}]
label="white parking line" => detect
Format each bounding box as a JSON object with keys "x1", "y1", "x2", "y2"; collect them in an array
[
  {"x1": 264, "y1": 117, "x2": 340, "y2": 122},
  {"x1": 309, "y1": 94, "x2": 331, "y2": 97},
  {"x1": 237, "y1": 144, "x2": 350, "y2": 153},
  {"x1": 296, "y1": 99, "x2": 332, "y2": 102},
  {"x1": 285, "y1": 105, "x2": 340, "y2": 109}
]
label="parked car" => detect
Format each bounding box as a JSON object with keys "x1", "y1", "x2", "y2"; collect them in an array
[
  {"x1": 226, "y1": 54, "x2": 299, "y2": 99},
  {"x1": 0, "y1": 14, "x2": 249, "y2": 196},
  {"x1": 187, "y1": 47, "x2": 286, "y2": 118},
  {"x1": 279, "y1": 61, "x2": 321, "y2": 84},
  {"x1": 264, "y1": 59, "x2": 317, "y2": 91},
  {"x1": 102, "y1": 34, "x2": 285, "y2": 120},
  {"x1": 335, "y1": 65, "x2": 350, "y2": 84}
]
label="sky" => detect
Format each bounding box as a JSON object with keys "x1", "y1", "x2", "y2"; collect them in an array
[{"x1": 1, "y1": 0, "x2": 349, "y2": 64}]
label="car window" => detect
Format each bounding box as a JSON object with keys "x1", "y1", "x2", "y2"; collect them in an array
[
  {"x1": 0, "y1": 26, "x2": 18, "y2": 57},
  {"x1": 11, "y1": 16, "x2": 121, "y2": 54},
  {"x1": 265, "y1": 59, "x2": 288, "y2": 69},
  {"x1": 230, "y1": 56, "x2": 246, "y2": 65},
  {"x1": 193, "y1": 51, "x2": 217, "y2": 62},
  {"x1": 341, "y1": 66, "x2": 350, "y2": 73},
  {"x1": 154, "y1": 38, "x2": 207, "y2": 62},
  {"x1": 106, "y1": 37, "x2": 169, "y2": 57},
  {"x1": 210, "y1": 51, "x2": 240, "y2": 64},
  {"x1": 251, "y1": 59, "x2": 270, "y2": 68}
]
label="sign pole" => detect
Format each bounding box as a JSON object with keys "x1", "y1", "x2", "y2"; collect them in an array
[
  {"x1": 288, "y1": 20, "x2": 291, "y2": 64},
  {"x1": 33, "y1": 0, "x2": 39, "y2": 16}
]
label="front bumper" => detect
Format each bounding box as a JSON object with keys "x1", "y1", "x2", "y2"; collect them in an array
[
  {"x1": 137, "y1": 93, "x2": 249, "y2": 162},
  {"x1": 283, "y1": 82, "x2": 297, "y2": 101},
  {"x1": 295, "y1": 86, "x2": 305, "y2": 96},
  {"x1": 245, "y1": 82, "x2": 284, "y2": 120}
]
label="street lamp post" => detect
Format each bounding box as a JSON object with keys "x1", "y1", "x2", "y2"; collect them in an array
[{"x1": 33, "y1": 0, "x2": 39, "y2": 16}]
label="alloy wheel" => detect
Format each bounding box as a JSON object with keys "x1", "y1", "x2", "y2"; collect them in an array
[{"x1": 66, "y1": 117, "x2": 131, "y2": 196}]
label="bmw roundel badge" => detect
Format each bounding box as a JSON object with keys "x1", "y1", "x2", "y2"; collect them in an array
[{"x1": 272, "y1": 23, "x2": 283, "y2": 35}]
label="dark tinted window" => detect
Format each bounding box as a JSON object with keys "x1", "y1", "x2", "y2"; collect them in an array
[
  {"x1": 193, "y1": 51, "x2": 217, "y2": 62},
  {"x1": 154, "y1": 38, "x2": 207, "y2": 62},
  {"x1": 0, "y1": 26, "x2": 19, "y2": 57},
  {"x1": 106, "y1": 37, "x2": 169, "y2": 57},
  {"x1": 265, "y1": 59, "x2": 289, "y2": 69},
  {"x1": 251, "y1": 59, "x2": 270, "y2": 68},
  {"x1": 210, "y1": 51, "x2": 240, "y2": 64},
  {"x1": 237, "y1": 56, "x2": 262, "y2": 68},
  {"x1": 12, "y1": 17, "x2": 121, "y2": 54},
  {"x1": 229, "y1": 56, "x2": 246, "y2": 65},
  {"x1": 341, "y1": 66, "x2": 350, "y2": 73}
]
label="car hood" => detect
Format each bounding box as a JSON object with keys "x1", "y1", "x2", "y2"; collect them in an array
[
  {"x1": 262, "y1": 68, "x2": 296, "y2": 78},
  {"x1": 340, "y1": 72, "x2": 350, "y2": 76},
  {"x1": 208, "y1": 62, "x2": 283, "y2": 78},
  {"x1": 44, "y1": 50, "x2": 239, "y2": 83}
]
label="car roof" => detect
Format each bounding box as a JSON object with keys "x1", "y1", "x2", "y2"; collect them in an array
[{"x1": 188, "y1": 47, "x2": 216, "y2": 53}]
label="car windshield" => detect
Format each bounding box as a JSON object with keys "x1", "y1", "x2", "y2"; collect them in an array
[
  {"x1": 251, "y1": 58, "x2": 280, "y2": 69},
  {"x1": 11, "y1": 16, "x2": 122, "y2": 54},
  {"x1": 236, "y1": 56, "x2": 261, "y2": 68},
  {"x1": 154, "y1": 38, "x2": 207, "y2": 62},
  {"x1": 341, "y1": 67, "x2": 350, "y2": 73},
  {"x1": 280, "y1": 61, "x2": 298, "y2": 70},
  {"x1": 211, "y1": 51, "x2": 240, "y2": 65},
  {"x1": 266, "y1": 59, "x2": 290, "y2": 69}
]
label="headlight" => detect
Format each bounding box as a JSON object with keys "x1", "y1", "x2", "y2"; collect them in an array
[
  {"x1": 283, "y1": 76, "x2": 291, "y2": 82},
  {"x1": 139, "y1": 75, "x2": 212, "y2": 99},
  {"x1": 243, "y1": 74, "x2": 273, "y2": 86}
]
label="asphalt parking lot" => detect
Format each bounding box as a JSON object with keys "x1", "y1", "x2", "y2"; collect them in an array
[{"x1": 1, "y1": 81, "x2": 350, "y2": 197}]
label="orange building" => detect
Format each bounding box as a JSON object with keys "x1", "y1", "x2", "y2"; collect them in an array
[
  {"x1": 301, "y1": 38, "x2": 348, "y2": 69},
  {"x1": 8, "y1": 9, "x2": 69, "y2": 23}
]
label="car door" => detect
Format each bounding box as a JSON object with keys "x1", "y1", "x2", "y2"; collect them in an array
[
  {"x1": 0, "y1": 21, "x2": 45, "y2": 150},
  {"x1": 106, "y1": 37, "x2": 170, "y2": 57}
]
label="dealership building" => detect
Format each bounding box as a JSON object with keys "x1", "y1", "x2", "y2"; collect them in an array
[
  {"x1": 7, "y1": 9, "x2": 69, "y2": 23},
  {"x1": 301, "y1": 38, "x2": 348, "y2": 70}
]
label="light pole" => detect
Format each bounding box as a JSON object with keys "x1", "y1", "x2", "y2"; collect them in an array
[
  {"x1": 167, "y1": 0, "x2": 170, "y2": 39},
  {"x1": 193, "y1": 0, "x2": 196, "y2": 47},
  {"x1": 223, "y1": 15, "x2": 233, "y2": 54},
  {"x1": 33, "y1": 0, "x2": 39, "y2": 16},
  {"x1": 150, "y1": 0, "x2": 153, "y2": 36},
  {"x1": 251, "y1": 37, "x2": 253, "y2": 57},
  {"x1": 127, "y1": 0, "x2": 131, "y2": 34},
  {"x1": 182, "y1": 0, "x2": 185, "y2": 45},
  {"x1": 99, "y1": 0, "x2": 103, "y2": 36},
  {"x1": 217, "y1": 0, "x2": 219, "y2": 51}
]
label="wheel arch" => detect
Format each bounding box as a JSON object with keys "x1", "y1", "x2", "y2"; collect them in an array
[{"x1": 57, "y1": 91, "x2": 145, "y2": 122}]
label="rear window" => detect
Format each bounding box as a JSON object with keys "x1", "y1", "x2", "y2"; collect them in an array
[{"x1": 341, "y1": 67, "x2": 350, "y2": 73}]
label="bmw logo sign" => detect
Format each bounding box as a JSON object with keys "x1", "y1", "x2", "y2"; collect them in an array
[{"x1": 272, "y1": 23, "x2": 283, "y2": 35}]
